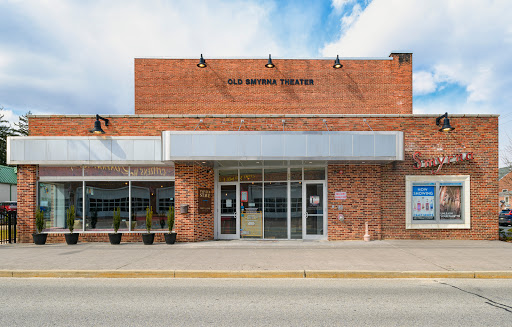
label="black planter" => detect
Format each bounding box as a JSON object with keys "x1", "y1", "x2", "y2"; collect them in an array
[
  {"x1": 108, "y1": 233, "x2": 122, "y2": 245},
  {"x1": 164, "y1": 232, "x2": 177, "y2": 244},
  {"x1": 32, "y1": 233, "x2": 47, "y2": 245},
  {"x1": 65, "y1": 233, "x2": 79, "y2": 245},
  {"x1": 142, "y1": 233, "x2": 155, "y2": 245}
]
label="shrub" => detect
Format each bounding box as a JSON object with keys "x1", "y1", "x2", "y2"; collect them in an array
[
  {"x1": 35, "y1": 208, "x2": 45, "y2": 234},
  {"x1": 113, "y1": 207, "x2": 121, "y2": 233},
  {"x1": 167, "y1": 206, "x2": 175, "y2": 233},
  {"x1": 66, "y1": 205, "x2": 76, "y2": 233},
  {"x1": 145, "y1": 206, "x2": 153, "y2": 233}
]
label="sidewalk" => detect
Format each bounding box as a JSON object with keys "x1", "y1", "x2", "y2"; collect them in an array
[{"x1": 1, "y1": 240, "x2": 512, "y2": 278}]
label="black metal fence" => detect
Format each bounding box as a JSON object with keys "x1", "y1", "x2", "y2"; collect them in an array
[{"x1": 0, "y1": 211, "x2": 17, "y2": 244}]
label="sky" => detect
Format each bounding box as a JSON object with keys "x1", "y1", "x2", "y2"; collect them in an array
[{"x1": 0, "y1": 0, "x2": 511, "y2": 165}]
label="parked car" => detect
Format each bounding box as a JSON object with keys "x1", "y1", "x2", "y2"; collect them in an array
[
  {"x1": 499, "y1": 209, "x2": 512, "y2": 226},
  {"x1": 0, "y1": 201, "x2": 17, "y2": 212}
]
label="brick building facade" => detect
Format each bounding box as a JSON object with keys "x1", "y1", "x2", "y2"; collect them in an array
[{"x1": 8, "y1": 53, "x2": 499, "y2": 243}]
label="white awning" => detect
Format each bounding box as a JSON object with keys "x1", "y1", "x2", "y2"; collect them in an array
[{"x1": 162, "y1": 131, "x2": 404, "y2": 161}]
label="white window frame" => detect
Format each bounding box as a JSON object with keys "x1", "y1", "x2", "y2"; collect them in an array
[{"x1": 406, "y1": 175, "x2": 470, "y2": 229}]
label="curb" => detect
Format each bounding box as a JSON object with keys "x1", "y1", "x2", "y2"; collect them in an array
[{"x1": 2, "y1": 270, "x2": 512, "y2": 278}]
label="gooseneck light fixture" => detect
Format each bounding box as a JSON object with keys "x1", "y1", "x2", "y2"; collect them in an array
[
  {"x1": 435, "y1": 112, "x2": 455, "y2": 132},
  {"x1": 197, "y1": 54, "x2": 207, "y2": 68},
  {"x1": 89, "y1": 114, "x2": 109, "y2": 134},
  {"x1": 265, "y1": 54, "x2": 275, "y2": 68},
  {"x1": 333, "y1": 55, "x2": 342, "y2": 69}
]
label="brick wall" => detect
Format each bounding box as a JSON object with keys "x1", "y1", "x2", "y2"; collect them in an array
[
  {"x1": 21, "y1": 114, "x2": 499, "y2": 241},
  {"x1": 134, "y1": 53, "x2": 412, "y2": 115},
  {"x1": 17, "y1": 165, "x2": 37, "y2": 243},
  {"x1": 175, "y1": 162, "x2": 215, "y2": 242},
  {"x1": 327, "y1": 165, "x2": 382, "y2": 240}
]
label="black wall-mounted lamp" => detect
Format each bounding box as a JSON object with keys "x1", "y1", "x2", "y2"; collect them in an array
[
  {"x1": 333, "y1": 55, "x2": 342, "y2": 69},
  {"x1": 197, "y1": 54, "x2": 207, "y2": 68},
  {"x1": 89, "y1": 114, "x2": 109, "y2": 134},
  {"x1": 265, "y1": 54, "x2": 275, "y2": 68},
  {"x1": 435, "y1": 112, "x2": 455, "y2": 132}
]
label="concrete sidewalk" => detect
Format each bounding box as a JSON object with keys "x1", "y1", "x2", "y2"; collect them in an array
[{"x1": 1, "y1": 240, "x2": 512, "y2": 278}]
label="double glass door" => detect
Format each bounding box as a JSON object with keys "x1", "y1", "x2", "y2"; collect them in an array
[{"x1": 218, "y1": 182, "x2": 325, "y2": 240}]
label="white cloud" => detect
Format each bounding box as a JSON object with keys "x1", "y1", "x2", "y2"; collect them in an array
[
  {"x1": 322, "y1": 0, "x2": 512, "y2": 165},
  {"x1": 322, "y1": 0, "x2": 512, "y2": 112},
  {"x1": 341, "y1": 4, "x2": 362, "y2": 30},
  {"x1": 413, "y1": 71, "x2": 436, "y2": 95},
  {"x1": 0, "y1": 0, "x2": 282, "y2": 115},
  {"x1": 332, "y1": 0, "x2": 355, "y2": 12}
]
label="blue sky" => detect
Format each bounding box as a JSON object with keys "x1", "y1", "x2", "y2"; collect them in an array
[{"x1": 0, "y1": 0, "x2": 511, "y2": 165}]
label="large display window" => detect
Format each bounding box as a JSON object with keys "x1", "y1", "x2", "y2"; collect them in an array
[
  {"x1": 38, "y1": 166, "x2": 174, "y2": 233},
  {"x1": 405, "y1": 176, "x2": 470, "y2": 229}
]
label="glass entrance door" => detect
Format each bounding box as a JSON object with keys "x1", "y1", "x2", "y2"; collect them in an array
[
  {"x1": 219, "y1": 184, "x2": 239, "y2": 239},
  {"x1": 303, "y1": 182, "x2": 326, "y2": 239}
]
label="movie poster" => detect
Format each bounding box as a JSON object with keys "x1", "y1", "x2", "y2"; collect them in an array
[
  {"x1": 412, "y1": 184, "x2": 435, "y2": 220},
  {"x1": 439, "y1": 183, "x2": 462, "y2": 220}
]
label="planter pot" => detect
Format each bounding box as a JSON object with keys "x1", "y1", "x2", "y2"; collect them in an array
[
  {"x1": 65, "y1": 233, "x2": 79, "y2": 245},
  {"x1": 32, "y1": 233, "x2": 47, "y2": 245},
  {"x1": 164, "y1": 232, "x2": 177, "y2": 244},
  {"x1": 142, "y1": 233, "x2": 155, "y2": 245},
  {"x1": 108, "y1": 233, "x2": 122, "y2": 245}
]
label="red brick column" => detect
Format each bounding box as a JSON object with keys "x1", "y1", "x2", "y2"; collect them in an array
[
  {"x1": 327, "y1": 164, "x2": 382, "y2": 240},
  {"x1": 174, "y1": 162, "x2": 214, "y2": 242},
  {"x1": 17, "y1": 165, "x2": 38, "y2": 243}
]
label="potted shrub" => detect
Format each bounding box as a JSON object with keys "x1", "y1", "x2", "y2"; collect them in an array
[
  {"x1": 91, "y1": 209, "x2": 98, "y2": 229},
  {"x1": 164, "y1": 206, "x2": 177, "y2": 244},
  {"x1": 108, "y1": 207, "x2": 122, "y2": 244},
  {"x1": 142, "y1": 206, "x2": 154, "y2": 245},
  {"x1": 65, "y1": 205, "x2": 79, "y2": 245},
  {"x1": 32, "y1": 208, "x2": 47, "y2": 245}
]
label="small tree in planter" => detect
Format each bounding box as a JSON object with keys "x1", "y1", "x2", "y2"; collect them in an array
[
  {"x1": 142, "y1": 206, "x2": 154, "y2": 245},
  {"x1": 91, "y1": 210, "x2": 98, "y2": 229},
  {"x1": 108, "y1": 207, "x2": 122, "y2": 245},
  {"x1": 164, "y1": 206, "x2": 177, "y2": 244},
  {"x1": 32, "y1": 208, "x2": 47, "y2": 245},
  {"x1": 65, "y1": 205, "x2": 79, "y2": 245}
]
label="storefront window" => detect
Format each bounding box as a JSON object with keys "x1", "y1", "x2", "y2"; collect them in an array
[
  {"x1": 240, "y1": 169, "x2": 262, "y2": 182},
  {"x1": 290, "y1": 182, "x2": 302, "y2": 239},
  {"x1": 290, "y1": 168, "x2": 302, "y2": 181},
  {"x1": 264, "y1": 182, "x2": 287, "y2": 239},
  {"x1": 130, "y1": 166, "x2": 174, "y2": 177},
  {"x1": 406, "y1": 176, "x2": 470, "y2": 229},
  {"x1": 240, "y1": 183, "x2": 263, "y2": 238},
  {"x1": 39, "y1": 182, "x2": 84, "y2": 232},
  {"x1": 304, "y1": 168, "x2": 325, "y2": 180},
  {"x1": 264, "y1": 168, "x2": 288, "y2": 181},
  {"x1": 131, "y1": 182, "x2": 175, "y2": 230},
  {"x1": 38, "y1": 165, "x2": 175, "y2": 233},
  {"x1": 219, "y1": 170, "x2": 238, "y2": 183},
  {"x1": 84, "y1": 166, "x2": 129, "y2": 177},
  {"x1": 39, "y1": 167, "x2": 82, "y2": 177},
  {"x1": 84, "y1": 182, "x2": 129, "y2": 231}
]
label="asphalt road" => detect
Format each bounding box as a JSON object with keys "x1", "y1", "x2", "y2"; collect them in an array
[{"x1": 1, "y1": 278, "x2": 512, "y2": 326}]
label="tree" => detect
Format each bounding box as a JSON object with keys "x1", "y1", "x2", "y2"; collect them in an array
[
  {"x1": 0, "y1": 107, "x2": 15, "y2": 165},
  {"x1": 13, "y1": 111, "x2": 30, "y2": 136}
]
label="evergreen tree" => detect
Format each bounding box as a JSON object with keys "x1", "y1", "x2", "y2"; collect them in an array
[
  {"x1": 13, "y1": 111, "x2": 30, "y2": 136},
  {"x1": 0, "y1": 107, "x2": 15, "y2": 165}
]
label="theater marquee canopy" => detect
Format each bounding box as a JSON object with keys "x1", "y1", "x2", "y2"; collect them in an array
[{"x1": 7, "y1": 131, "x2": 403, "y2": 165}]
